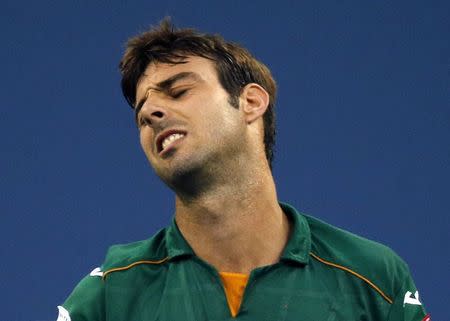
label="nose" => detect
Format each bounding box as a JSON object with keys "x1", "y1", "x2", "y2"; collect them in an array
[{"x1": 138, "y1": 98, "x2": 168, "y2": 128}]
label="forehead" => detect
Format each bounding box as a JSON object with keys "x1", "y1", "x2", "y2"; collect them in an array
[{"x1": 136, "y1": 56, "x2": 218, "y2": 93}]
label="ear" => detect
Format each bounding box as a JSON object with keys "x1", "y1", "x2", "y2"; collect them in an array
[{"x1": 240, "y1": 83, "x2": 270, "y2": 124}]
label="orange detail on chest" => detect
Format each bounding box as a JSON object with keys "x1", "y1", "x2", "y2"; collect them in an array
[{"x1": 219, "y1": 272, "x2": 249, "y2": 318}]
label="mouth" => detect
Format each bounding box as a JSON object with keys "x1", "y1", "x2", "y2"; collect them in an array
[{"x1": 156, "y1": 129, "x2": 187, "y2": 155}]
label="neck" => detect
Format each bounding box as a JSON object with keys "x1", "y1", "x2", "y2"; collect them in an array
[{"x1": 174, "y1": 162, "x2": 290, "y2": 274}]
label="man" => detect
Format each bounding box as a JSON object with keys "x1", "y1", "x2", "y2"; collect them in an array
[{"x1": 57, "y1": 20, "x2": 429, "y2": 320}]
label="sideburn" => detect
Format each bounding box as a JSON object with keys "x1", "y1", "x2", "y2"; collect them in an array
[{"x1": 227, "y1": 95, "x2": 239, "y2": 109}]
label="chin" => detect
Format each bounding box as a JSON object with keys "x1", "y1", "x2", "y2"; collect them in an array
[{"x1": 156, "y1": 156, "x2": 213, "y2": 198}]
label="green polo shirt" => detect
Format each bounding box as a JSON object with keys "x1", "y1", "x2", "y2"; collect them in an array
[{"x1": 57, "y1": 203, "x2": 429, "y2": 321}]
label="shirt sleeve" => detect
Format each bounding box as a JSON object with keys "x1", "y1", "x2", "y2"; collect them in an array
[
  {"x1": 386, "y1": 271, "x2": 429, "y2": 321},
  {"x1": 56, "y1": 267, "x2": 105, "y2": 321}
]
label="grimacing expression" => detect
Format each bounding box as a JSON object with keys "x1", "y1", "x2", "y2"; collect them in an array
[{"x1": 135, "y1": 56, "x2": 248, "y2": 187}]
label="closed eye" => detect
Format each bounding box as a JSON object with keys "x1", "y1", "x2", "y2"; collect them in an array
[{"x1": 169, "y1": 88, "x2": 188, "y2": 99}]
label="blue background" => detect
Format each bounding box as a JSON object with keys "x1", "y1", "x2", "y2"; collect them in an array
[{"x1": 1, "y1": 1, "x2": 448, "y2": 320}]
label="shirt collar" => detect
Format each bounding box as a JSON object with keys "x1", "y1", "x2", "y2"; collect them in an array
[
  {"x1": 164, "y1": 202, "x2": 311, "y2": 264},
  {"x1": 279, "y1": 202, "x2": 311, "y2": 265},
  {"x1": 165, "y1": 219, "x2": 195, "y2": 259}
]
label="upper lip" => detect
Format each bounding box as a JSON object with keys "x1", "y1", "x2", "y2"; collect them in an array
[{"x1": 155, "y1": 129, "x2": 187, "y2": 153}]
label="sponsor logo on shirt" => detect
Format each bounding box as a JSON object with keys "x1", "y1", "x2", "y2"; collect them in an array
[
  {"x1": 403, "y1": 290, "x2": 422, "y2": 306},
  {"x1": 89, "y1": 267, "x2": 103, "y2": 277},
  {"x1": 56, "y1": 306, "x2": 71, "y2": 321}
]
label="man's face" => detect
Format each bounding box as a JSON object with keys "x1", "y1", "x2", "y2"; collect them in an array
[{"x1": 135, "y1": 56, "x2": 246, "y2": 188}]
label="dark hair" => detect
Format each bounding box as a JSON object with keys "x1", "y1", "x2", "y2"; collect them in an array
[{"x1": 119, "y1": 18, "x2": 277, "y2": 168}]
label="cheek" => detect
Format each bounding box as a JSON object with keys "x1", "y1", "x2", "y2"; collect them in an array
[
  {"x1": 139, "y1": 129, "x2": 154, "y2": 154},
  {"x1": 215, "y1": 105, "x2": 243, "y2": 135}
]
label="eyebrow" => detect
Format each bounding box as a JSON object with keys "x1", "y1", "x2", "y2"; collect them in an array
[{"x1": 135, "y1": 72, "x2": 201, "y2": 112}]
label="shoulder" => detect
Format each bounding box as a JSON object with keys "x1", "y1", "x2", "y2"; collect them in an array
[
  {"x1": 305, "y1": 214, "x2": 410, "y2": 302},
  {"x1": 58, "y1": 228, "x2": 170, "y2": 320},
  {"x1": 60, "y1": 270, "x2": 105, "y2": 320}
]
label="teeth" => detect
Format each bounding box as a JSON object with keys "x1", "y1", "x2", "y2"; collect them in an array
[{"x1": 161, "y1": 133, "x2": 185, "y2": 151}]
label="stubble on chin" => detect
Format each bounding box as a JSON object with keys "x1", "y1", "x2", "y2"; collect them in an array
[{"x1": 157, "y1": 159, "x2": 214, "y2": 201}]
